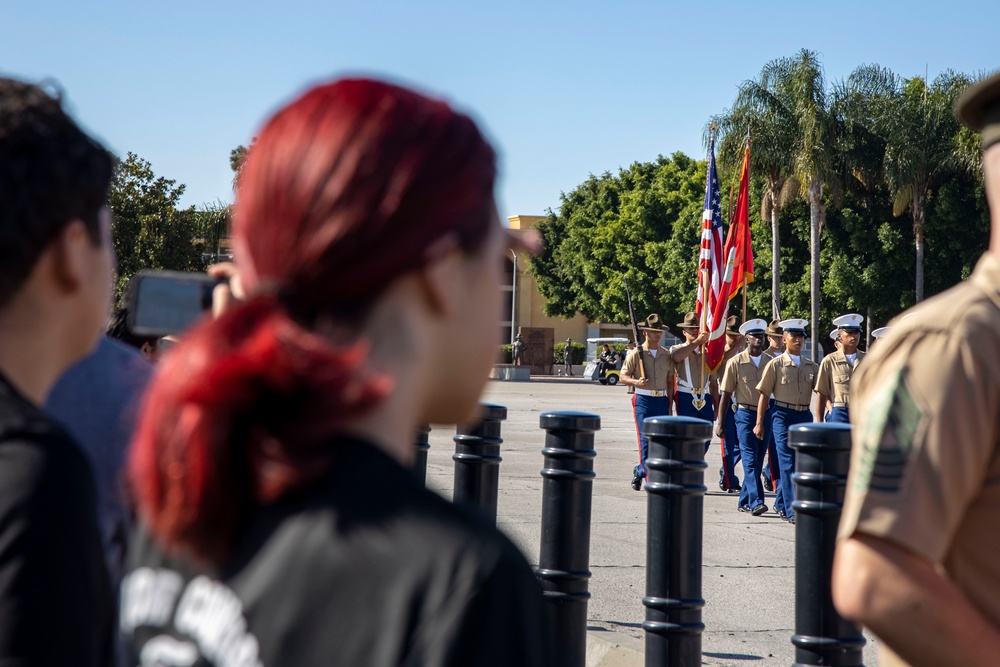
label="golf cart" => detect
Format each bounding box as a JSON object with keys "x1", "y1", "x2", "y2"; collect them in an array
[{"x1": 583, "y1": 337, "x2": 629, "y2": 385}]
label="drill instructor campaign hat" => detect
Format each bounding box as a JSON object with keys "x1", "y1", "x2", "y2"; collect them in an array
[
  {"x1": 765, "y1": 319, "x2": 783, "y2": 336},
  {"x1": 677, "y1": 312, "x2": 700, "y2": 329},
  {"x1": 640, "y1": 313, "x2": 669, "y2": 331},
  {"x1": 955, "y1": 70, "x2": 1000, "y2": 149}
]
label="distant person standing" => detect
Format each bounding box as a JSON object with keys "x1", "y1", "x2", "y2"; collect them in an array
[
  {"x1": 563, "y1": 337, "x2": 574, "y2": 375},
  {"x1": 512, "y1": 333, "x2": 526, "y2": 365}
]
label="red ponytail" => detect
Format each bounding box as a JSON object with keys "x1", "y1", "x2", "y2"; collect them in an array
[
  {"x1": 130, "y1": 297, "x2": 391, "y2": 562},
  {"x1": 129, "y1": 78, "x2": 496, "y2": 563}
]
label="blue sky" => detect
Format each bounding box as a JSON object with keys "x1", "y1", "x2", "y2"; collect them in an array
[{"x1": 3, "y1": 1, "x2": 997, "y2": 219}]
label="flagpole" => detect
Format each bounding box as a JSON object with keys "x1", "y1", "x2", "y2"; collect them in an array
[
  {"x1": 699, "y1": 125, "x2": 718, "y2": 405},
  {"x1": 742, "y1": 128, "x2": 750, "y2": 327}
]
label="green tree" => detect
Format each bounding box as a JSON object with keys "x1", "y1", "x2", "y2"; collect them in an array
[
  {"x1": 727, "y1": 50, "x2": 838, "y2": 359},
  {"x1": 108, "y1": 152, "x2": 204, "y2": 299},
  {"x1": 876, "y1": 71, "x2": 972, "y2": 302},
  {"x1": 191, "y1": 200, "x2": 231, "y2": 264},
  {"x1": 529, "y1": 153, "x2": 708, "y2": 325},
  {"x1": 713, "y1": 69, "x2": 798, "y2": 320}
]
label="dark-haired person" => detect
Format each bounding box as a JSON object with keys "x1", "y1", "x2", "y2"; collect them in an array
[
  {"x1": 0, "y1": 77, "x2": 115, "y2": 665},
  {"x1": 106, "y1": 306, "x2": 160, "y2": 358},
  {"x1": 120, "y1": 78, "x2": 549, "y2": 666}
]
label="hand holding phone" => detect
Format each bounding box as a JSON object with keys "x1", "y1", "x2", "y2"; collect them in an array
[{"x1": 126, "y1": 270, "x2": 225, "y2": 337}]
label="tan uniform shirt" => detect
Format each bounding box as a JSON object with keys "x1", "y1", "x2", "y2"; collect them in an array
[
  {"x1": 669, "y1": 345, "x2": 713, "y2": 394},
  {"x1": 755, "y1": 353, "x2": 818, "y2": 409},
  {"x1": 838, "y1": 253, "x2": 1000, "y2": 667},
  {"x1": 621, "y1": 343, "x2": 674, "y2": 392},
  {"x1": 814, "y1": 349, "x2": 865, "y2": 405},
  {"x1": 719, "y1": 350, "x2": 768, "y2": 408}
]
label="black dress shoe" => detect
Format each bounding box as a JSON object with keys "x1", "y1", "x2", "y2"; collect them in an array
[
  {"x1": 726, "y1": 484, "x2": 741, "y2": 494},
  {"x1": 763, "y1": 476, "x2": 774, "y2": 492},
  {"x1": 631, "y1": 473, "x2": 643, "y2": 491},
  {"x1": 777, "y1": 509, "x2": 787, "y2": 520},
  {"x1": 718, "y1": 469, "x2": 725, "y2": 491},
  {"x1": 786, "y1": 515, "x2": 796, "y2": 525},
  {"x1": 738, "y1": 505, "x2": 751, "y2": 513},
  {"x1": 751, "y1": 504, "x2": 768, "y2": 516}
]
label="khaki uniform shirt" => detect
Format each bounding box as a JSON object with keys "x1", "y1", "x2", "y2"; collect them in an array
[
  {"x1": 719, "y1": 350, "x2": 768, "y2": 408},
  {"x1": 621, "y1": 343, "x2": 674, "y2": 392},
  {"x1": 755, "y1": 353, "x2": 818, "y2": 409},
  {"x1": 669, "y1": 345, "x2": 713, "y2": 394},
  {"x1": 814, "y1": 349, "x2": 865, "y2": 405},
  {"x1": 838, "y1": 253, "x2": 1000, "y2": 667}
]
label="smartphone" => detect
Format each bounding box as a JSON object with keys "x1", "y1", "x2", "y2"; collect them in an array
[{"x1": 126, "y1": 270, "x2": 224, "y2": 337}]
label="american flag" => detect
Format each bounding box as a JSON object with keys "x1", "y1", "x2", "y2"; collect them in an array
[{"x1": 695, "y1": 136, "x2": 734, "y2": 373}]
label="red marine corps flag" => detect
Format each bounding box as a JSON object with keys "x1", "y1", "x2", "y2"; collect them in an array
[
  {"x1": 695, "y1": 133, "x2": 733, "y2": 373},
  {"x1": 724, "y1": 136, "x2": 754, "y2": 303}
]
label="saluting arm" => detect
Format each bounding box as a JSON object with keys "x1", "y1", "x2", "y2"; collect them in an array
[{"x1": 670, "y1": 331, "x2": 709, "y2": 362}]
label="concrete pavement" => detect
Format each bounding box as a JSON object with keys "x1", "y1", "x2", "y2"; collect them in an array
[{"x1": 424, "y1": 376, "x2": 881, "y2": 666}]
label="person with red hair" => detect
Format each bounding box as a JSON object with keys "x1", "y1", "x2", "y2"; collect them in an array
[{"x1": 120, "y1": 78, "x2": 548, "y2": 666}]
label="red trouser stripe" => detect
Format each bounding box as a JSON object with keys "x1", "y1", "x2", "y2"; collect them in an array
[{"x1": 720, "y1": 436, "x2": 733, "y2": 488}]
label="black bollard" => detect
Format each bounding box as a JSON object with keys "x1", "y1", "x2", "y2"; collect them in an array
[
  {"x1": 453, "y1": 403, "x2": 506, "y2": 524},
  {"x1": 412, "y1": 425, "x2": 431, "y2": 485},
  {"x1": 789, "y1": 423, "x2": 866, "y2": 667},
  {"x1": 536, "y1": 411, "x2": 600, "y2": 667},
  {"x1": 642, "y1": 416, "x2": 710, "y2": 667}
]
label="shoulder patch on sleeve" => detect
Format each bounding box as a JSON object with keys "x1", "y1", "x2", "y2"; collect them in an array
[{"x1": 853, "y1": 368, "x2": 924, "y2": 494}]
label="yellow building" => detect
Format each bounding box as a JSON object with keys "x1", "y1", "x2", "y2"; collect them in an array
[{"x1": 504, "y1": 215, "x2": 647, "y2": 373}]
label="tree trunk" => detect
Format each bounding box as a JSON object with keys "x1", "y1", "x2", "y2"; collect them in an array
[
  {"x1": 770, "y1": 185, "x2": 781, "y2": 321},
  {"x1": 808, "y1": 176, "x2": 823, "y2": 363},
  {"x1": 913, "y1": 187, "x2": 926, "y2": 303}
]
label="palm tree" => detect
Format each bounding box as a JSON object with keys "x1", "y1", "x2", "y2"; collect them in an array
[
  {"x1": 876, "y1": 71, "x2": 972, "y2": 302},
  {"x1": 721, "y1": 50, "x2": 837, "y2": 359},
  {"x1": 713, "y1": 86, "x2": 796, "y2": 321}
]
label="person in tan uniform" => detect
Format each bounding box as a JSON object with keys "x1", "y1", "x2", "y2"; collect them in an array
[
  {"x1": 717, "y1": 318, "x2": 770, "y2": 515},
  {"x1": 814, "y1": 313, "x2": 865, "y2": 424},
  {"x1": 753, "y1": 318, "x2": 818, "y2": 524},
  {"x1": 832, "y1": 72, "x2": 1000, "y2": 667},
  {"x1": 622, "y1": 313, "x2": 705, "y2": 491},
  {"x1": 760, "y1": 319, "x2": 784, "y2": 495}
]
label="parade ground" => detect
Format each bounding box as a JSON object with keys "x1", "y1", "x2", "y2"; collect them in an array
[{"x1": 424, "y1": 376, "x2": 880, "y2": 667}]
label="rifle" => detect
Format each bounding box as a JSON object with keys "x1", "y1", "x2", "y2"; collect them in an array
[{"x1": 624, "y1": 279, "x2": 645, "y2": 382}]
